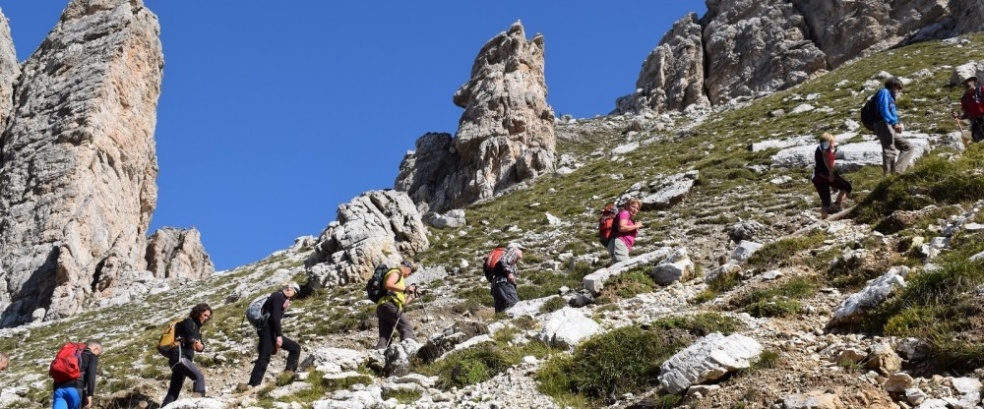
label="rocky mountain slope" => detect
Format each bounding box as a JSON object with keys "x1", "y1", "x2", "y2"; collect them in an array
[{"x1": 3, "y1": 2, "x2": 984, "y2": 409}]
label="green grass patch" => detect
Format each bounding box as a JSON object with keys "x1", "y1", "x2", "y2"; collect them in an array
[
  {"x1": 540, "y1": 297, "x2": 568, "y2": 314},
  {"x1": 736, "y1": 277, "x2": 817, "y2": 318},
  {"x1": 746, "y1": 231, "x2": 827, "y2": 269}
]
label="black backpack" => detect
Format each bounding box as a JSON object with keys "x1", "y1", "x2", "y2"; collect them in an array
[
  {"x1": 482, "y1": 248, "x2": 505, "y2": 282},
  {"x1": 859, "y1": 93, "x2": 881, "y2": 131},
  {"x1": 366, "y1": 265, "x2": 393, "y2": 302}
]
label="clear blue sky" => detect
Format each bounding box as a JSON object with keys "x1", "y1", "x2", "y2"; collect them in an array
[{"x1": 2, "y1": 1, "x2": 707, "y2": 270}]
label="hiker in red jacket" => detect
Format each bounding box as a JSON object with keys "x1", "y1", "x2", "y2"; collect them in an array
[
  {"x1": 52, "y1": 341, "x2": 102, "y2": 409},
  {"x1": 811, "y1": 133, "x2": 853, "y2": 219},
  {"x1": 954, "y1": 73, "x2": 984, "y2": 143}
]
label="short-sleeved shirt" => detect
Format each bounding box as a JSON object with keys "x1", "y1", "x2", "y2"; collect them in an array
[{"x1": 615, "y1": 209, "x2": 638, "y2": 250}]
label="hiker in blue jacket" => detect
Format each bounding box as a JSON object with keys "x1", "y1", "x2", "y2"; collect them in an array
[
  {"x1": 162, "y1": 303, "x2": 211, "y2": 406},
  {"x1": 874, "y1": 77, "x2": 915, "y2": 174},
  {"x1": 240, "y1": 282, "x2": 301, "y2": 391},
  {"x1": 52, "y1": 341, "x2": 102, "y2": 409}
]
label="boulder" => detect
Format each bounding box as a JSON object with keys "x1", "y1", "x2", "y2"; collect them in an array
[
  {"x1": 300, "y1": 347, "x2": 365, "y2": 375},
  {"x1": 865, "y1": 343, "x2": 902, "y2": 375},
  {"x1": 537, "y1": 307, "x2": 600, "y2": 349},
  {"x1": 884, "y1": 373, "x2": 915, "y2": 393},
  {"x1": 730, "y1": 241, "x2": 764, "y2": 263},
  {"x1": 829, "y1": 266, "x2": 909, "y2": 326},
  {"x1": 772, "y1": 137, "x2": 929, "y2": 171},
  {"x1": 658, "y1": 332, "x2": 763, "y2": 394},
  {"x1": 427, "y1": 209, "x2": 466, "y2": 229},
  {"x1": 144, "y1": 227, "x2": 214, "y2": 282},
  {"x1": 651, "y1": 248, "x2": 696, "y2": 285},
  {"x1": 305, "y1": 190, "x2": 428, "y2": 290},
  {"x1": 395, "y1": 21, "x2": 555, "y2": 213},
  {"x1": 619, "y1": 171, "x2": 698, "y2": 211},
  {"x1": 583, "y1": 247, "x2": 673, "y2": 294},
  {"x1": 782, "y1": 392, "x2": 845, "y2": 409},
  {"x1": 0, "y1": 0, "x2": 163, "y2": 326}
]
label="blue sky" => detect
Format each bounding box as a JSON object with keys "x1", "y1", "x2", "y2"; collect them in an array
[{"x1": 2, "y1": 1, "x2": 707, "y2": 270}]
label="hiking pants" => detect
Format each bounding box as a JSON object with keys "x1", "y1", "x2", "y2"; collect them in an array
[
  {"x1": 811, "y1": 173, "x2": 852, "y2": 208},
  {"x1": 376, "y1": 301, "x2": 414, "y2": 349},
  {"x1": 971, "y1": 117, "x2": 984, "y2": 143},
  {"x1": 492, "y1": 282, "x2": 519, "y2": 313},
  {"x1": 162, "y1": 356, "x2": 205, "y2": 406},
  {"x1": 608, "y1": 237, "x2": 631, "y2": 264},
  {"x1": 248, "y1": 328, "x2": 301, "y2": 386},
  {"x1": 875, "y1": 121, "x2": 915, "y2": 174},
  {"x1": 52, "y1": 386, "x2": 80, "y2": 409}
]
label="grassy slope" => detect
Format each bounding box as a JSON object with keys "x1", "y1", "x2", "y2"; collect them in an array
[{"x1": 3, "y1": 33, "x2": 984, "y2": 409}]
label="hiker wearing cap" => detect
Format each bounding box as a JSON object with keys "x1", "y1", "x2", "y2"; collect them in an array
[
  {"x1": 374, "y1": 261, "x2": 418, "y2": 349},
  {"x1": 954, "y1": 73, "x2": 984, "y2": 143},
  {"x1": 52, "y1": 341, "x2": 102, "y2": 409},
  {"x1": 241, "y1": 282, "x2": 301, "y2": 391},
  {"x1": 490, "y1": 243, "x2": 524, "y2": 313},
  {"x1": 812, "y1": 133, "x2": 853, "y2": 219},
  {"x1": 161, "y1": 303, "x2": 210, "y2": 406},
  {"x1": 874, "y1": 77, "x2": 915, "y2": 174},
  {"x1": 608, "y1": 198, "x2": 644, "y2": 264}
]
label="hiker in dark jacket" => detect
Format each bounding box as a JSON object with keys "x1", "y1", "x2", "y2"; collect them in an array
[
  {"x1": 954, "y1": 73, "x2": 984, "y2": 143},
  {"x1": 375, "y1": 261, "x2": 418, "y2": 350},
  {"x1": 811, "y1": 133, "x2": 853, "y2": 219},
  {"x1": 161, "y1": 303, "x2": 211, "y2": 406},
  {"x1": 491, "y1": 243, "x2": 524, "y2": 313},
  {"x1": 242, "y1": 282, "x2": 301, "y2": 390},
  {"x1": 52, "y1": 341, "x2": 102, "y2": 409},
  {"x1": 874, "y1": 77, "x2": 915, "y2": 174}
]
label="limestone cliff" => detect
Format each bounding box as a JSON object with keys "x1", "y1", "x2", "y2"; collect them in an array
[
  {"x1": 395, "y1": 21, "x2": 556, "y2": 213},
  {"x1": 0, "y1": 0, "x2": 163, "y2": 326},
  {"x1": 616, "y1": 0, "x2": 984, "y2": 114}
]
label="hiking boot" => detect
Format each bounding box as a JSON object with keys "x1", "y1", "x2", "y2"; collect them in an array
[
  {"x1": 234, "y1": 383, "x2": 253, "y2": 393},
  {"x1": 282, "y1": 370, "x2": 295, "y2": 379}
]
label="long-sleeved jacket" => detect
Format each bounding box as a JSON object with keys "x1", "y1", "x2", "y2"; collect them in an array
[
  {"x1": 875, "y1": 88, "x2": 899, "y2": 125},
  {"x1": 172, "y1": 316, "x2": 204, "y2": 360},
  {"x1": 53, "y1": 348, "x2": 98, "y2": 398},
  {"x1": 262, "y1": 290, "x2": 290, "y2": 337}
]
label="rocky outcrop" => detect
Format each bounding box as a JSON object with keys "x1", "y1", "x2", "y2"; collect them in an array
[
  {"x1": 305, "y1": 190, "x2": 428, "y2": 290},
  {"x1": 616, "y1": 0, "x2": 984, "y2": 114},
  {"x1": 0, "y1": 0, "x2": 163, "y2": 326},
  {"x1": 0, "y1": 10, "x2": 18, "y2": 128},
  {"x1": 658, "y1": 332, "x2": 763, "y2": 394},
  {"x1": 395, "y1": 21, "x2": 555, "y2": 213},
  {"x1": 614, "y1": 13, "x2": 707, "y2": 114},
  {"x1": 145, "y1": 227, "x2": 214, "y2": 281}
]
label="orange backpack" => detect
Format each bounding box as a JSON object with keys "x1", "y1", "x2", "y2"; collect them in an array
[
  {"x1": 598, "y1": 204, "x2": 618, "y2": 245},
  {"x1": 483, "y1": 248, "x2": 505, "y2": 282}
]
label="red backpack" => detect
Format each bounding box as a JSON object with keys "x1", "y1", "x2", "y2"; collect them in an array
[
  {"x1": 49, "y1": 342, "x2": 86, "y2": 383},
  {"x1": 483, "y1": 248, "x2": 505, "y2": 282},
  {"x1": 598, "y1": 204, "x2": 618, "y2": 246}
]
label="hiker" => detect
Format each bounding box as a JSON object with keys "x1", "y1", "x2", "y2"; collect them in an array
[
  {"x1": 52, "y1": 341, "x2": 102, "y2": 409},
  {"x1": 811, "y1": 133, "x2": 853, "y2": 219},
  {"x1": 873, "y1": 77, "x2": 916, "y2": 174},
  {"x1": 607, "y1": 198, "x2": 644, "y2": 264},
  {"x1": 374, "y1": 261, "x2": 418, "y2": 350},
  {"x1": 161, "y1": 303, "x2": 211, "y2": 406},
  {"x1": 954, "y1": 73, "x2": 984, "y2": 143},
  {"x1": 490, "y1": 243, "x2": 524, "y2": 313},
  {"x1": 240, "y1": 282, "x2": 302, "y2": 391},
  {"x1": 0, "y1": 352, "x2": 8, "y2": 372}
]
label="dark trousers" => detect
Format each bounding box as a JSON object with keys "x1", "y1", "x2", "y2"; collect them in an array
[
  {"x1": 811, "y1": 173, "x2": 852, "y2": 208},
  {"x1": 376, "y1": 301, "x2": 414, "y2": 349},
  {"x1": 971, "y1": 117, "x2": 984, "y2": 142},
  {"x1": 162, "y1": 355, "x2": 205, "y2": 406},
  {"x1": 492, "y1": 282, "x2": 519, "y2": 313},
  {"x1": 248, "y1": 327, "x2": 301, "y2": 386}
]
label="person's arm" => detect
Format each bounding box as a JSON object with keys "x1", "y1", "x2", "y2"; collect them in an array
[
  {"x1": 268, "y1": 292, "x2": 286, "y2": 338},
  {"x1": 83, "y1": 352, "x2": 98, "y2": 407},
  {"x1": 617, "y1": 212, "x2": 642, "y2": 232},
  {"x1": 877, "y1": 89, "x2": 898, "y2": 125}
]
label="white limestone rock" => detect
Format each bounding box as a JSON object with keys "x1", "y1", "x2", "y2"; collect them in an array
[
  {"x1": 537, "y1": 307, "x2": 600, "y2": 349},
  {"x1": 658, "y1": 332, "x2": 763, "y2": 394},
  {"x1": 829, "y1": 266, "x2": 909, "y2": 326}
]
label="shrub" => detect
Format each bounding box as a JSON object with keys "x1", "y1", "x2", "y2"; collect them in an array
[
  {"x1": 540, "y1": 296, "x2": 568, "y2": 314},
  {"x1": 420, "y1": 346, "x2": 520, "y2": 389},
  {"x1": 651, "y1": 312, "x2": 743, "y2": 336}
]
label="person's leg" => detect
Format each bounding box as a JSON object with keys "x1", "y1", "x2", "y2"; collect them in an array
[
  {"x1": 606, "y1": 239, "x2": 618, "y2": 265},
  {"x1": 893, "y1": 135, "x2": 916, "y2": 173},
  {"x1": 501, "y1": 283, "x2": 519, "y2": 310},
  {"x1": 612, "y1": 239, "x2": 630, "y2": 263},
  {"x1": 972, "y1": 118, "x2": 984, "y2": 142},
  {"x1": 161, "y1": 363, "x2": 186, "y2": 406},
  {"x1": 492, "y1": 285, "x2": 505, "y2": 313},
  {"x1": 812, "y1": 175, "x2": 832, "y2": 217},
  {"x1": 281, "y1": 336, "x2": 301, "y2": 372},
  {"x1": 375, "y1": 302, "x2": 399, "y2": 349},
  {"x1": 180, "y1": 359, "x2": 207, "y2": 396},
  {"x1": 832, "y1": 175, "x2": 852, "y2": 206},
  {"x1": 52, "y1": 387, "x2": 79, "y2": 409},
  {"x1": 876, "y1": 122, "x2": 898, "y2": 174},
  {"x1": 396, "y1": 312, "x2": 416, "y2": 341},
  {"x1": 248, "y1": 329, "x2": 274, "y2": 386}
]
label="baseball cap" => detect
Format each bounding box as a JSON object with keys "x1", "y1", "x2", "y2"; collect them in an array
[
  {"x1": 285, "y1": 281, "x2": 301, "y2": 293},
  {"x1": 400, "y1": 260, "x2": 418, "y2": 272},
  {"x1": 506, "y1": 242, "x2": 526, "y2": 250}
]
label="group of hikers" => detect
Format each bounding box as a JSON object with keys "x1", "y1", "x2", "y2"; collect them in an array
[
  {"x1": 26, "y1": 71, "x2": 983, "y2": 409},
  {"x1": 811, "y1": 72, "x2": 984, "y2": 219}
]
